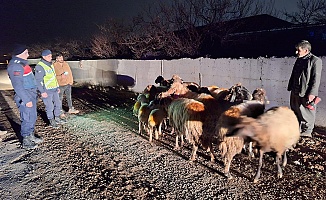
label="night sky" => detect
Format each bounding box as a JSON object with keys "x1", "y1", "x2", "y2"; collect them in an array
[{"x1": 0, "y1": 0, "x2": 298, "y2": 55}]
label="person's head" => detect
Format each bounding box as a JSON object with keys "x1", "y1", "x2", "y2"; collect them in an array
[
  {"x1": 55, "y1": 52, "x2": 64, "y2": 63},
  {"x1": 295, "y1": 40, "x2": 311, "y2": 58},
  {"x1": 41, "y1": 49, "x2": 52, "y2": 62},
  {"x1": 12, "y1": 44, "x2": 29, "y2": 60}
]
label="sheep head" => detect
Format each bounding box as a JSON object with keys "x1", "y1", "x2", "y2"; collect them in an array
[{"x1": 225, "y1": 83, "x2": 252, "y2": 103}]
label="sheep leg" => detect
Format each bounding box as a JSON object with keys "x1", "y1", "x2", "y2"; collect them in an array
[
  {"x1": 248, "y1": 142, "x2": 255, "y2": 158},
  {"x1": 156, "y1": 123, "x2": 162, "y2": 139},
  {"x1": 148, "y1": 127, "x2": 153, "y2": 143},
  {"x1": 276, "y1": 153, "x2": 283, "y2": 178},
  {"x1": 190, "y1": 144, "x2": 198, "y2": 161},
  {"x1": 138, "y1": 121, "x2": 142, "y2": 134},
  {"x1": 282, "y1": 150, "x2": 288, "y2": 167},
  {"x1": 254, "y1": 149, "x2": 264, "y2": 183},
  {"x1": 224, "y1": 157, "x2": 233, "y2": 179},
  {"x1": 208, "y1": 144, "x2": 215, "y2": 162},
  {"x1": 174, "y1": 134, "x2": 180, "y2": 150},
  {"x1": 180, "y1": 134, "x2": 184, "y2": 147}
]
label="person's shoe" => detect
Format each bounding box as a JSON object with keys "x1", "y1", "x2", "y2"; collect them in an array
[
  {"x1": 22, "y1": 135, "x2": 38, "y2": 149},
  {"x1": 30, "y1": 131, "x2": 43, "y2": 144},
  {"x1": 60, "y1": 113, "x2": 67, "y2": 119},
  {"x1": 55, "y1": 117, "x2": 67, "y2": 125},
  {"x1": 49, "y1": 118, "x2": 59, "y2": 128},
  {"x1": 68, "y1": 107, "x2": 79, "y2": 114},
  {"x1": 301, "y1": 132, "x2": 312, "y2": 138}
]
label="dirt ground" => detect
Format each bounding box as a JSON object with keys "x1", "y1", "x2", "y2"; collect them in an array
[{"x1": 0, "y1": 86, "x2": 325, "y2": 200}]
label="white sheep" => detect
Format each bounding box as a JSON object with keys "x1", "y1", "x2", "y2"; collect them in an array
[
  {"x1": 167, "y1": 98, "x2": 216, "y2": 161},
  {"x1": 227, "y1": 106, "x2": 300, "y2": 183}
]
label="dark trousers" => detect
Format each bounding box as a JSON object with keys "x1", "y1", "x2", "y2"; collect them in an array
[
  {"x1": 290, "y1": 91, "x2": 316, "y2": 134},
  {"x1": 14, "y1": 89, "x2": 37, "y2": 137},
  {"x1": 59, "y1": 84, "x2": 72, "y2": 109},
  {"x1": 42, "y1": 89, "x2": 62, "y2": 119}
]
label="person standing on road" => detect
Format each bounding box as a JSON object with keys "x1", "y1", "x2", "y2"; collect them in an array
[
  {"x1": 7, "y1": 44, "x2": 43, "y2": 149},
  {"x1": 288, "y1": 40, "x2": 323, "y2": 138},
  {"x1": 53, "y1": 53, "x2": 79, "y2": 114},
  {"x1": 34, "y1": 50, "x2": 66, "y2": 128}
]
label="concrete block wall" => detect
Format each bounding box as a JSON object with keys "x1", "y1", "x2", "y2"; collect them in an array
[{"x1": 70, "y1": 57, "x2": 325, "y2": 126}]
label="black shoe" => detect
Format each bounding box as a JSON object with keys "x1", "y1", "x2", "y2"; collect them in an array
[
  {"x1": 49, "y1": 118, "x2": 59, "y2": 128},
  {"x1": 30, "y1": 132, "x2": 43, "y2": 144},
  {"x1": 22, "y1": 135, "x2": 38, "y2": 149}
]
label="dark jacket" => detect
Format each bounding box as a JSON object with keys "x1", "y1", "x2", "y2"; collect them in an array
[
  {"x1": 7, "y1": 56, "x2": 37, "y2": 104},
  {"x1": 288, "y1": 53, "x2": 323, "y2": 97}
]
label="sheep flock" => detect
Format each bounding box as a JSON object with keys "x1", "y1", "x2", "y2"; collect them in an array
[{"x1": 132, "y1": 74, "x2": 300, "y2": 183}]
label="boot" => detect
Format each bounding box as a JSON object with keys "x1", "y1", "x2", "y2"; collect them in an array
[
  {"x1": 49, "y1": 118, "x2": 59, "y2": 128},
  {"x1": 30, "y1": 131, "x2": 43, "y2": 144},
  {"x1": 22, "y1": 135, "x2": 38, "y2": 149},
  {"x1": 68, "y1": 107, "x2": 79, "y2": 114},
  {"x1": 55, "y1": 116, "x2": 67, "y2": 125}
]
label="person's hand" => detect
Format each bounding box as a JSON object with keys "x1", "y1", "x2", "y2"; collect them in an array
[
  {"x1": 41, "y1": 92, "x2": 48, "y2": 98},
  {"x1": 57, "y1": 88, "x2": 60, "y2": 93},
  {"x1": 308, "y1": 95, "x2": 315, "y2": 102},
  {"x1": 26, "y1": 101, "x2": 33, "y2": 107}
]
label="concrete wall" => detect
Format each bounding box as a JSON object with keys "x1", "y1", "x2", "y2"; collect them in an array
[{"x1": 68, "y1": 57, "x2": 326, "y2": 126}]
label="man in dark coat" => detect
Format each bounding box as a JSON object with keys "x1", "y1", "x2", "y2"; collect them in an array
[
  {"x1": 288, "y1": 40, "x2": 323, "y2": 138},
  {"x1": 7, "y1": 45, "x2": 43, "y2": 149}
]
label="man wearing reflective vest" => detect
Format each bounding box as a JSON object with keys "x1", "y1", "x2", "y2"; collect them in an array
[{"x1": 35, "y1": 50, "x2": 66, "y2": 128}]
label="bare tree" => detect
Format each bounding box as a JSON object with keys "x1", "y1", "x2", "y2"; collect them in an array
[
  {"x1": 28, "y1": 39, "x2": 91, "y2": 59},
  {"x1": 92, "y1": 0, "x2": 277, "y2": 59},
  {"x1": 284, "y1": 0, "x2": 326, "y2": 25},
  {"x1": 91, "y1": 19, "x2": 131, "y2": 58}
]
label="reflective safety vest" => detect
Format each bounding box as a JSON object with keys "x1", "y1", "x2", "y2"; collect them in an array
[{"x1": 37, "y1": 61, "x2": 59, "y2": 89}]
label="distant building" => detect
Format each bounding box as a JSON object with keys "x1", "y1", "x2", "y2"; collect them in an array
[{"x1": 200, "y1": 14, "x2": 326, "y2": 58}]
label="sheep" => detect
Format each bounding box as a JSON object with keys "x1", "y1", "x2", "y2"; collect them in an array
[
  {"x1": 166, "y1": 83, "x2": 253, "y2": 164},
  {"x1": 133, "y1": 93, "x2": 149, "y2": 116},
  {"x1": 168, "y1": 95, "x2": 222, "y2": 162},
  {"x1": 216, "y1": 100, "x2": 266, "y2": 178},
  {"x1": 143, "y1": 84, "x2": 169, "y2": 101},
  {"x1": 215, "y1": 88, "x2": 267, "y2": 179},
  {"x1": 155, "y1": 75, "x2": 172, "y2": 87},
  {"x1": 159, "y1": 74, "x2": 201, "y2": 99},
  {"x1": 167, "y1": 97, "x2": 217, "y2": 162},
  {"x1": 147, "y1": 97, "x2": 173, "y2": 143},
  {"x1": 226, "y1": 106, "x2": 300, "y2": 183},
  {"x1": 138, "y1": 103, "x2": 152, "y2": 135}
]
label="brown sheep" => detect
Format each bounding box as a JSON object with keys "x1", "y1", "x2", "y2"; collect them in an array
[
  {"x1": 133, "y1": 93, "x2": 149, "y2": 116},
  {"x1": 147, "y1": 97, "x2": 173, "y2": 143},
  {"x1": 143, "y1": 84, "x2": 169, "y2": 101},
  {"x1": 227, "y1": 106, "x2": 300, "y2": 183},
  {"x1": 214, "y1": 87, "x2": 267, "y2": 179},
  {"x1": 216, "y1": 100, "x2": 266, "y2": 179},
  {"x1": 148, "y1": 108, "x2": 167, "y2": 143}
]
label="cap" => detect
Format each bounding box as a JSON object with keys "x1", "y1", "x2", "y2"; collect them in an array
[
  {"x1": 41, "y1": 49, "x2": 52, "y2": 56},
  {"x1": 12, "y1": 44, "x2": 27, "y2": 55}
]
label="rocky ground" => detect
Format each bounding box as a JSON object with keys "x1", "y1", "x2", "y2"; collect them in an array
[{"x1": 0, "y1": 86, "x2": 325, "y2": 200}]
